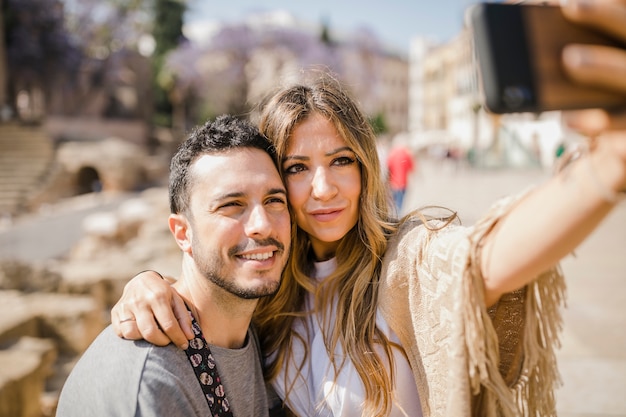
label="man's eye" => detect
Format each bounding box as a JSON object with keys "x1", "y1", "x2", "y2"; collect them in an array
[
  {"x1": 267, "y1": 197, "x2": 287, "y2": 205},
  {"x1": 220, "y1": 201, "x2": 242, "y2": 208}
]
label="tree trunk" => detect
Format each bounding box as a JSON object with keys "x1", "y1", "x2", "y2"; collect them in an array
[{"x1": 0, "y1": 0, "x2": 9, "y2": 120}]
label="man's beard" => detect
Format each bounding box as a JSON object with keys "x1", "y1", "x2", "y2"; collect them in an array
[{"x1": 192, "y1": 236, "x2": 284, "y2": 300}]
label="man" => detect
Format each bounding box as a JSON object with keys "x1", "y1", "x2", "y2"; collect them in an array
[{"x1": 57, "y1": 115, "x2": 291, "y2": 417}]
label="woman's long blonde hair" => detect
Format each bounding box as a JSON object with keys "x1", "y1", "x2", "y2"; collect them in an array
[{"x1": 252, "y1": 73, "x2": 401, "y2": 416}]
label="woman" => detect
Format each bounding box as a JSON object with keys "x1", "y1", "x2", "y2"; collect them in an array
[{"x1": 111, "y1": 1, "x2": 626, "y2": 415}]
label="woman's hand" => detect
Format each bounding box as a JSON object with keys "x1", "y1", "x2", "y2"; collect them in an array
[
  {"x1": 111, "y1": 270, "x2": 194, "y2": 349},
  {"x1": 561, "y1": 0, "x2": 626, "y2": 96},
  {"x1": 561, "y1": 0, "x2": 626, "y2": 192}
]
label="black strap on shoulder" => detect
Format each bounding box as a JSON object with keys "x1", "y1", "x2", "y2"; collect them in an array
[{"x1": 183, "y1": 308, "x2": 234, "y2": 417}]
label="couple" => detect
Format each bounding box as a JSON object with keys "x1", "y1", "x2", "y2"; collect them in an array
[{"x1": 63, "y1": 2, "x2": 626, "y2": 415}]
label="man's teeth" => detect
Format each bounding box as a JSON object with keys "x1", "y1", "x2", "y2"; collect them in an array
[{"x1": 241, "y1": 252, "x2": 273, "y2": 260}]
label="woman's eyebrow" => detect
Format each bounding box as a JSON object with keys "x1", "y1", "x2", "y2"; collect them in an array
[
  {"x1": 325, "y1": 146, "x2": 353, "y2": 157},
  {"x1": 282, "y1": 154, "x2": 308, "y2": 163},
  {"x1": 283, "y1": 147, "x2": 353, "y2": 162}
]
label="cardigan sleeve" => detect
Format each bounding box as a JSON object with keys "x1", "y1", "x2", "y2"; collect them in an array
[{"x1": 378, "y1": 191, "x2": 565, "y2": 417}]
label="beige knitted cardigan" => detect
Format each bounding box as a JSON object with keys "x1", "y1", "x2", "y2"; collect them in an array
[{"x1": 378, "y1": 196, "x2": 566, "y2": 417}]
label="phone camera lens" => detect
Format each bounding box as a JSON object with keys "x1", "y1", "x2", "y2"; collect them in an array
[{"x1": 502, "y1": 86, "x2": 531, "y2": 110}]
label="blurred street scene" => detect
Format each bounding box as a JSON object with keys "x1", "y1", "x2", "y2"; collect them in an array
[{"x1": 0, "y1": 0, "x2": 624, "y2": 416}]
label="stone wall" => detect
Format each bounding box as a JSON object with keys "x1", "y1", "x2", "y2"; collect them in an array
[
  {"x1": 0, "y1": 187, "x2": 181, "y2": 416},
  {"x1": 56, "y1": 137, "x2": 152, "y2": 193}
]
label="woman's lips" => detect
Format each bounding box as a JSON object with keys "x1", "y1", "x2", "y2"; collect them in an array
[{"x1": 309, "y1": 208, "x2": 344, "y2": 222}]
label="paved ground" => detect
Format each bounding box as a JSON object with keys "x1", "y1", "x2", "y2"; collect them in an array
[
  {"x1": 0, "y1": 192, "x2": 134, "y2": 262},
  {"x1": 404, "y1": 158, "x2": 626, "y2": 417}
]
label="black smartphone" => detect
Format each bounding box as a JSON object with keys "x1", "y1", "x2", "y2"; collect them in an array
[{"x1": 469, "y1": 3, "x2": 626, "y2": 114}]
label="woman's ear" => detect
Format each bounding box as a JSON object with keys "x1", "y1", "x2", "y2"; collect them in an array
[{"x1": 169, "y1": 213, "x2": 192, "y2": 254}]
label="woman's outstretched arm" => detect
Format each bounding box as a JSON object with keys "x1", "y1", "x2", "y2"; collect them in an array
[{"x1": 481, "y1": 0, "x2": 626, "y2": 306}]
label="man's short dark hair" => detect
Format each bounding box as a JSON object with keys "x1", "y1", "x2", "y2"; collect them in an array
[{"x1": 169, "y1": 115, "x2": 277, "y2": 214}]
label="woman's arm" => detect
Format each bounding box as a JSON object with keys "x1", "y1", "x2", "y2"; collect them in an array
[
  {"x1": 481, "y1": 0, "x2": 626, "y2": 306},
  {"x1": 111, "y1": 270, "x2": 194, "y2": 348}
]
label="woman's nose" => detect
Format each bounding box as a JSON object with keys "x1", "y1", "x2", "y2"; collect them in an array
[{"x1": 311, "y1": 167, "x2": 337, "y2": 201}]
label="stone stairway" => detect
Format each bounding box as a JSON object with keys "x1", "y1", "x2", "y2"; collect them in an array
[{"x1": 0, "y1": 123, "x2": 55, "y2": 217}]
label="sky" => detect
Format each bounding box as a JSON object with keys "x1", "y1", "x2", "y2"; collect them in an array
[{"x1": 183, "y1": 0, "x2": 481, "y2": 54}]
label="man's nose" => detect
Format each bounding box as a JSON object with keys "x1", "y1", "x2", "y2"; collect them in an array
[{"x1": 245, "y1": 205, "x2": 272, "y2": 237}]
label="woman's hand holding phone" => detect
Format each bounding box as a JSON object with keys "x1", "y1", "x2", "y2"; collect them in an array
[
  {"x1": 560, "y1": 0, "x2": 626, "y2": 195},
  {"x1": 561, "y1": 0, "x2": 626, "y2": 102}
]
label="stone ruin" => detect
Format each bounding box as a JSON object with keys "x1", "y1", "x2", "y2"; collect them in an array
[{"x1": 0, "y1": 187, "x2": 182, "y2": 417}]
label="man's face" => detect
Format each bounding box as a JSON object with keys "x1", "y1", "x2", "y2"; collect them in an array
[{"x1": 181, "y1": 148, "x2": 291, "y2": 299}]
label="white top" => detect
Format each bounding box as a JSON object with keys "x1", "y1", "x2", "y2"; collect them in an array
[{"x1": 271, "y1": 258, "x2": 422, "y2": 417}]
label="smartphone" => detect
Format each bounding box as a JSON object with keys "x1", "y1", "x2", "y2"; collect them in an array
[{"x1": 470, "y1": 3, "x2": 626, "y2": 114}]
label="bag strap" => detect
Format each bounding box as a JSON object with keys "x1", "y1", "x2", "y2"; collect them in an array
[{"x1": 183, "y1": 307, "x2": 234, "y2": 417}]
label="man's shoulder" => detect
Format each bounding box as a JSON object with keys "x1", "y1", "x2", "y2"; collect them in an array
[
  {"x1": 79, "y1": 325, "x2": 187, "y2": 371},
  {"x1": 80, "y1": 326, "x2": 168, "y2": 358},
  {"x1": 58, "y1": 326, "x2": 198, "y2": 416},
  {"x1": 61, "y1": 325, "x2": 180, "y2": 387}
]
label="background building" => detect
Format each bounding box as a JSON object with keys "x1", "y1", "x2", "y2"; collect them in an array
[{"x1": 408, "y1": 23, "x2": 572, "y2": 169}]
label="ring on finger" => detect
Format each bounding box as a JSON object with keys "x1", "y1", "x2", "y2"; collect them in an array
[{"x1": 119, "y1": 317, "x2": 136, "y2": 323}]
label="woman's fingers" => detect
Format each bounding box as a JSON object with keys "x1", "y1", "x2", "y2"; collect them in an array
[
  {"x1": 170, "y1": 287, "x2": 195, "y2": 340},
  {"x1": 559, "y1": 0, "x2": 626, "y2": 97},
  {"x1": 112, "y1": 294, "x2": 176, "y2": 346},
  {"x1": 143, "y1": 287, "x2": 193, "y2": 349},
  {"x1": 561, "y1": 0, "x2": 626, "y2": 42},
  {"x1": 123, "y1": 311, "x2": 173, "y2": 346},
  {"x1": 111, "y1": 271, "x2": 191, "y2": 348},
  {"x1": 563, "y1": 44, "x2": 626, "y2": 95},
  {"x1": 564, "y1": 108, "x2": 626, "y2": 133}
]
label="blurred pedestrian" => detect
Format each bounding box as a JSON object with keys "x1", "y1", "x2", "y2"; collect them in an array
[{"x1": 386, "y1": 137, "x2": 415, "y2": 214}]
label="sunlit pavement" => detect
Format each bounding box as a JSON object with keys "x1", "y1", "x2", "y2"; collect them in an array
[{"x1": 404, "y1": 157, "x2": 626, "y2": 417}]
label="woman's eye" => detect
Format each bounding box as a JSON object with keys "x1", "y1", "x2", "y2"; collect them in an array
[
  {"x1": 284, "y1": 163, "x2": 306, "y2": 174},
  {"x1": 334, "y1": 156, "x2": 355, "y2": 166}
]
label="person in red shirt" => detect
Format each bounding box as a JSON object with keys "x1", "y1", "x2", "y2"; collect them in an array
[{"x1": 386, "y1": 143, "x2": 415, "y2": 214}]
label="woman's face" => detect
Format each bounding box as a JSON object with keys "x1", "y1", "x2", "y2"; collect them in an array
[{"x1": 282, "y1": 113, "x2": 362, "y2": 261}]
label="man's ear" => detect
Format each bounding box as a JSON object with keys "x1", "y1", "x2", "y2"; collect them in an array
[{"x1": 169, "y1": 213, "x2": 192, "y2": 254}]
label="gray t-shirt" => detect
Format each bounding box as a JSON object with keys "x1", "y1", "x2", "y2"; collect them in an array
[{"x1": 57, "y1": 325, "x2": 269, "y2": 417}]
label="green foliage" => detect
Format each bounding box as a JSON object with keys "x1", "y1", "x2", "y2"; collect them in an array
[
  {"x1": 369, "y1": 112, "x2": 388, "y2": 136},
  {"x1": 152, "y1": 0, "x2": 185, "y2": 58},
  {"x1": 152, "y1": 0, "x2": 186, "y2": 126},
  {"x1": 320, "y1": 17, "x2": 334, "y2": 46}
]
